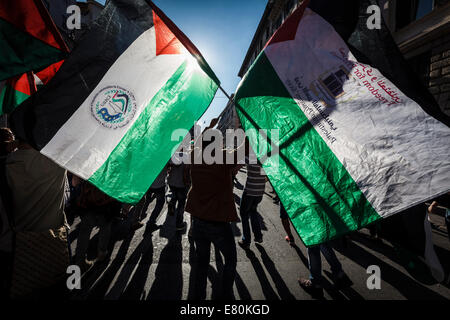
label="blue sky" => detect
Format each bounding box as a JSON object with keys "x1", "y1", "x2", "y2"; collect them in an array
[
  {"x1": 92, "y1": 0, "x2": 267, "y2": 127},
  {"x1": 152, "y1": 0, "x2": 267, "y2": 126}
]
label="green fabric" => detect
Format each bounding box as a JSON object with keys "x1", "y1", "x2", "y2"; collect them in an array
[
  {"x1": 0, "y1": 82, "x2": 30, "y2": 115},
  {"x1": 235, "y1": 52, "x2": 380, "y2": 246},
  {"x1": 0, "y1": 19, "x2": 65, "y2": 81},
  {"x1": 89, "y1": 60, "x2": 218, "y2": 204}
]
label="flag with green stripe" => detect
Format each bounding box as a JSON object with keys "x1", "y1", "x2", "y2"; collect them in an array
[
  {"x1": 235, "y1": 0, "x2": 450, "y2": 246},
  {"x1": 0, "y1": 72, "x2": 36, "y2": 115},
  {"x1": 0, "y1": 0, "x2": 68, "y2": 81},
  {"x1": 10, "y1": 0, "x2": 219, "y2": 204},
  {"x1": 0, "y1": 60, "x2": 64, "y2": 115}
]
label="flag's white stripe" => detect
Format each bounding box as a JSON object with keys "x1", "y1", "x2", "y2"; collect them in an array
[
  {"x1": 265, "y1": 8, "x2": 450, "y2": 217},
  {"x1": 41, "y1": 27, "x2": 186, "y2": 179}
]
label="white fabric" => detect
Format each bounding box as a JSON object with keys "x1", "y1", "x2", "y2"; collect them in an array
[
  {"x1": 42, "y1": 27, "x2": 186, "y2": 179},
  {"x1": 265, "y1": 8, "x2": 450, "y2": 218}
]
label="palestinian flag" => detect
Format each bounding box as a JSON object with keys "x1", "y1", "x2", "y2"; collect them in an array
[
  {"x1": 0, "y1": 0, "x2": 68, "y2": 81},
  {"x1": 0, "y1": 60, "x2": 64, "y2": 115},
  {"x1": 10, "y1": 0, "x2": 219, "y2": 204},
  {"x1": 235, "y1": 0, "x2": 450, "y2": 246},
  {"x1": 0, "y1": 72, "x2": 36, "y2": 115},
  {"x1": 34, "y1": 60, "x2": 65, "y2": 88}
]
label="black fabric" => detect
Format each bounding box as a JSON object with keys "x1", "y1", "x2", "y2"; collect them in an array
[
  {"x1": 309, "y1": 0, "x2": 450, "y2": 127},
  {"x1": 10, "y1": 0, "x2": 155, "y2": 150},
  {"x1": 377, "y1": 204, "x2": 427, "y2": 257},
  {"x1": 0, "y1": 156, "x2": 13, "y2": 229}
]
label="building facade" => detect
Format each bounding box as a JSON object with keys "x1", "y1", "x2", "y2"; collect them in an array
[
  {"x1": 238, "y1": 0, "x2": 302, "y2": 78},
  {"x1": 216, "y1": 0, "x2": 302, "y2": 134},
  {"x1": 217, "y1": 94, "x2": 240, "y2": 135},
  {"x1": 381, "y1": 0, "x2": 450, "y2": 115},
  {"x1": 238, "y1": 0, "x2": 450, "y2": 116}
]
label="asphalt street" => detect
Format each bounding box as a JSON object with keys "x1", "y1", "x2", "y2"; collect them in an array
[{"x1": 68, "y1": 169, "x2": 450, "y2": 300}]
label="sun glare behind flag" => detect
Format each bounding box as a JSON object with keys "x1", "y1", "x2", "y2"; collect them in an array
[
  {"x1": 10, "y1": 0, "x2": 220, "y2": 204},
  {"x1": 234, "y1": 0, "x2": 450, "y2": 246}
]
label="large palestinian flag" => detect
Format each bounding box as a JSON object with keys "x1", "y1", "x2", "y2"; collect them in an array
[
  {"x1": 235, "y1": 0, "x2": 450, "y2": 246},
  {"x1": 0, "y1": 0, "x2": 68, "y2": 81},
  {"x1": 10, "y1": 0, "x2": 220, "y2": 204}
]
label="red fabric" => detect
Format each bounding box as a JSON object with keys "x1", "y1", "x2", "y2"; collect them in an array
[
  {"x1": 266, "y1": 0, "x2": 310, "y2": 48},
  {"x1": 8, "y1": 72, "x2": 36, "y2": 96},
  {"x1": 35, "y1": 60, "x2": 64, "y2": 85},
  {"x1": 153, "y1": 11, "x2": 184, "y2": 55},
  {"x1": 0, "y1": 0, "x2": 68, "y2": 52},
  {"x1": 148, "y1": 1, "x2": 203, "y2": 59}
]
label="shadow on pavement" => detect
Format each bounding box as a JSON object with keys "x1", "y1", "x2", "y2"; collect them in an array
[
  {"x1": 243, "y1": 247, "x2": 279, "y2": 300},
  {"x1": 234, "y1": 193, "x2": 241, "y2": 206},
  {"x1": 234, "y1": 272, "x2": 252, "y2": 300},
  {"x1": 105, "y1": 233, "x2": 154, "y2": 299},
  {"x1": 332, "y1": 238, "x2": 448, "y2": 300},
  {"x1": 255, "y1": 244, "x2": 295, "y2": 300},
  {"x1": 234, "y1": 180, "x2": 244, "y2": 191},
  {"x1": 147, "y1": 233, "x2": 183, "y2": 300},
  {"x1": 349, "y1": 231, "x2": 443, "y2": 285},
  {"x1": 72, "y1": 234, "x2": 134, "y2": 300}
]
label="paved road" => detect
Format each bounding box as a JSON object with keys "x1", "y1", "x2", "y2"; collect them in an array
[{"x1": 68, "y1": 170, "x2": 450, "y2": 300}]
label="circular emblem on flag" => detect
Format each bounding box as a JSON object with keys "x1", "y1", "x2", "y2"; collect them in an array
[{"x1": 91, "y1": 86, "x2": 137, "y2": 129}]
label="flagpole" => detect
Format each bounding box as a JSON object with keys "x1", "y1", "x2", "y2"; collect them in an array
[
  {"x1": 216, "y1": 85, "x2": 234, "y2": 121},
  {"x1": 219, "y1": 85, "x2": 232, "y2": 101}
]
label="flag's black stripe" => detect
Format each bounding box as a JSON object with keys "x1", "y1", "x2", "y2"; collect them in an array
[
  {"x1": 10, "y1": 0, "x2": 155, "y2": 150},
  {"x1": 309, "y1": 0, "x2": 450, "y2": 127},
  {"x1": 378, "y1": 204, "x2": 427, "y2": 262}
]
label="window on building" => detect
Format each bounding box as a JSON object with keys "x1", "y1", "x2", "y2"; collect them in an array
[
  {"x1": 396, "y1": 0, "x2": 436, "y2": 30},
  {"x1": 416, "y1": 0, "x2": 435, "y2": 19}
]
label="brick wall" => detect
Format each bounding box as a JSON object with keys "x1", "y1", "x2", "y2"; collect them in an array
[{"x1": 429, "y1": 33, "x2": 450, "y2": 116}]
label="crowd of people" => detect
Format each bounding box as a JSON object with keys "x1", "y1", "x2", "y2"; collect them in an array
[{"x1": 0, "y1": 119, "x2": 449, "y2": 300}]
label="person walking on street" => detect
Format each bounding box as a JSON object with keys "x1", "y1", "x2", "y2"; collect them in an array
[
  {"x1": 280, "y1": 203, "x2": 295, "y2": 246},
  {"x1": 168, "y1": 156, "x2": 189, "y2": 231},
  {"x1": 72, "y1": 177, "x2": 121, "y2": 270},
  {"x1": 238, "y1": 157, "x2": 266, "y2": 249},
  {"x1": 134, "y1": 164, "x2": 168, "y2": 233},
  {"x1": 298, "y1": 241, "x2": 352, "y2": 298},
  {"x1": 186, "y1": 118, "x2": 243, "y2": 300}
]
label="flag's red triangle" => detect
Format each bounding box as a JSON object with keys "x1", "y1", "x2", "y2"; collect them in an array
[
  {"x1": 9, "y1": 72, "x2": 36, "y2": 96},
  {"x1": 35, "y1": 60, "x2": 64, "y2": 85},
  {"x1": 153, "y1": 11, "x2": 184, "y2": 56},
  {"x1": 0, "y1": 0, "x2": 68, "y2": 52},
  {"x1": 266, "y1": 0, "x2": 309, "y2": 48}
]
